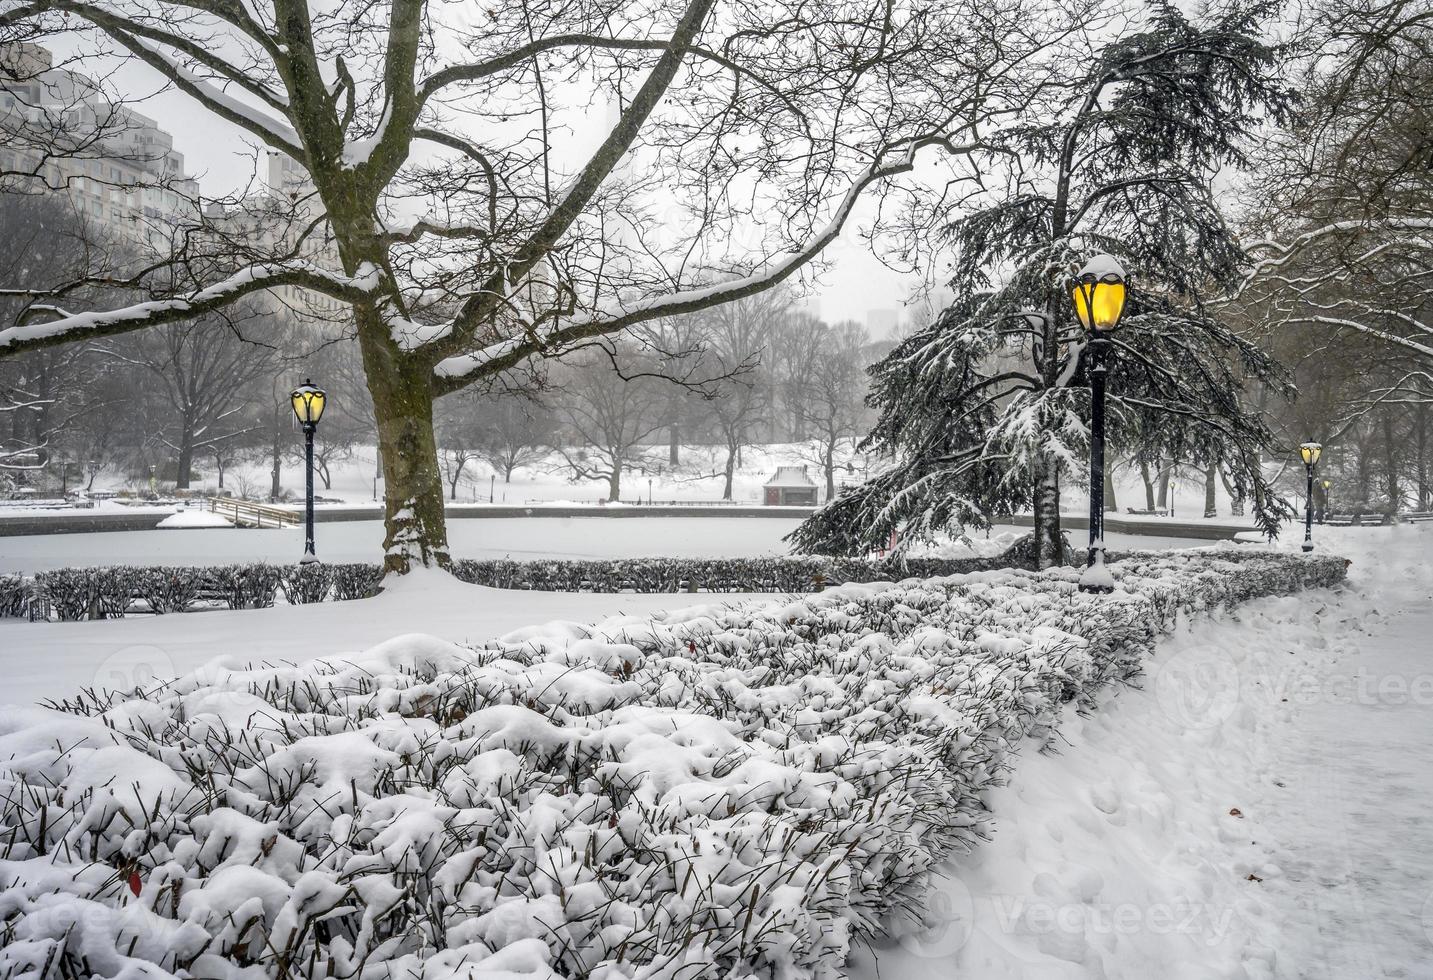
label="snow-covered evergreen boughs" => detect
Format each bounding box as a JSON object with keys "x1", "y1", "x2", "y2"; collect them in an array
[
  {"x1": 0, "y1": 551, "x2": 1344, "y2": 979},
  {"x1": 790, "y1": 1, "x2": 1297, "y2": 565}
]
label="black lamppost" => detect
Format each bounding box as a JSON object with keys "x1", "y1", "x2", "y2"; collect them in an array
[
  {"x1": 1068, "y1": 255, "x2": 1129, "y2": 593},
  {"x1": 1320, "y1": 478, "x2": 1332, "y2": 523},
  {"x1": 1299, "y1": 442, "x2": 1322, "y2": 552},
  {"x1": 290, "y1": 379, "x2": 328, "y2": 563}
]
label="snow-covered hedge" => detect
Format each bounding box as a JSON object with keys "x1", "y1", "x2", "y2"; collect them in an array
[
  {"x1": 0, "y1": 551, "x2": 1344, "y2": 979},
  {"x1": 0, "y1": 575, "x2": 26, "y2": 618},
  {"x1": 15, "y1": 556, "x2": 1017, "y2": 621}
]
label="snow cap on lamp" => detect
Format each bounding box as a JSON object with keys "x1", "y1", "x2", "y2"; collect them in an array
[
  {"x1": 1069, "y1": 254, "x2": 1128, "y2": 333},
  {"x1": 291, "y1": 379, "x2": 327, "y2": 426}
]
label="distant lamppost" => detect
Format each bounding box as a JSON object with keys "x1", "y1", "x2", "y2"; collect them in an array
[
  {"x1": 1320, "y1": 478, "x2": 1332, "y2": 523},
  {"x1": 1068, "y1": 254, "x2": 1129, "y2": 593},
  {"x1": 1299, "y1": 442, "x2": 1322, "y2": 552},
  {"x1": 290, "y1": 379, "x2": 328, "y2": 562}
]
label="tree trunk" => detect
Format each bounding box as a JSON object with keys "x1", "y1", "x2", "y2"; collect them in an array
[
  {"x1": 270, "y1": 408, "x2": 283, "y2": 502},
  {"x1": 1416, "y1": 404, "x2": 1430, "y2": 510},
  {"x1": 1203, "y1": 461, "x2": 1217, "y2": 518},
  {"x1": 1155, "y1": 462, "x2": 1171, "y2": 510},
  {"x1": 607, "y1": 462, "x2": 622, "y2": 503},
  {"x1": 1219, "y1": 467, "x2": 1245, "y2": 516},
  {"x1": 1103, "y1": 461, "x2": 1117, "y2": 513},
  {"x1": 722, "y1": 440, "x2": 737, "y2": 500},
  {"x1": 1382, "y1": 409, "x2": 1401, "y2": 515},
  {"x1": 669, "y1": 425, "x2": 680, "y2": 466},
  {"x1": 1033, "y1": 450, "x2": 1063, "y2": 568},
  {"x1": 175, "y1": 428, "x2": 194, "y2": 490},
  {"x1": 214, "y1": 451, "x2": 226, "y2": 490},
  {"x1": 823, "y1": 442, "x2": 836, "y2": 500},
  {"x1": 361, "y1": 326, "x2": 452, "y2": 573},
  {"x1": 1140, "y1": 459, "x2": 1156, "y2": 510}
]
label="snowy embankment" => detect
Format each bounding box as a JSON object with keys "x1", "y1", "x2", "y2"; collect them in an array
[{"x1": 0, "y1": 551, "x2": 1343, "y2": 980}]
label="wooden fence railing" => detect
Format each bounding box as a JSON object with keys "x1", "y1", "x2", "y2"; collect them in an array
[{"x1": 206, "y1": 497, "x2": 299, "y2": 528}]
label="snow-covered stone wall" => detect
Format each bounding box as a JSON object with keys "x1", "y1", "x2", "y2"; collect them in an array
[{"x1": 0, "y1": 551, "x2": 1345, "y2": 980}]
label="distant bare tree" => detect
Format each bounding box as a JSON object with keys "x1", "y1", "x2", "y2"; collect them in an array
[
  {"x1": 553, "y1": 344, "x2": 668, "y2": 502},
  {"x1": 100, "y1": 305, "x2": 278, "y2": 489},
  {"x1": 790, "y1": 319, "x2": 873, "y2": 499},
  {"x1": 700, "y1": 293, "x2": 782, "y2": 498},
  {"x1": 473, "y1": 395, "x2": 554, "y2": 484},
  {"x1": 0, "y1": 196, "x2": 111, "y2": 478}
]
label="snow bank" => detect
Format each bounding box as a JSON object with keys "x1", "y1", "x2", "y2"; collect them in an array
[
  {"x1": 154, "y1": 510, "x2": 235, "y2": 529},
  {"x1": 0, "y1": 551, "x2": 1345, "y2": 980}
]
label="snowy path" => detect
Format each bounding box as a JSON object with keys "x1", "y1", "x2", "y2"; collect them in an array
[
  {"x1": 856, "y1": 525, "x2": 1433, "y2": 979},
  {"x1": 1246, "y1": 528, "x2": 1433, "y2": 978}
]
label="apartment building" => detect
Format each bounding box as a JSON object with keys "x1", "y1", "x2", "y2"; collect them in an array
[{"x1": 1, "y1": 42, "x2": 201, "y2": 246}]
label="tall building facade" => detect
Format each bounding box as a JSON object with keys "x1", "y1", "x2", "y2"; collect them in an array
[{"x1": 1, "y1": 42, "x2": 201, "y2": 246}]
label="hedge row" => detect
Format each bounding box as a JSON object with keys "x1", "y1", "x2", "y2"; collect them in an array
[
  {"x1": 0, "y1": 551, "x2": 1348, "y2": 980},
  {"x1": 5, "y1": 555, "x2": 1018, "y2": 621},
  {"x1": 3, "y1": 545, "x2": 1316, "y2": 622}
]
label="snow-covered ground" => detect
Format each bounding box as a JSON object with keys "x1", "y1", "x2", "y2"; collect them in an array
[
  {"x1": 0, "y1": 520, "x2": 1226, "y2": 574},
  {"x1": 856, "y1": 525, "x2": 1433, "y2": 979},
  {"x1": 0, "y1": 516, "x2": 806, "y2": 572},
  {"x1": 0, "y1": 572, "x2": 760, "y2": 709}
]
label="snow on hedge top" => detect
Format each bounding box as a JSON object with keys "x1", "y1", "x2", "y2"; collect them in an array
[{"x1": 0, "y1": 551, "x2": 1345, "y2": 980}]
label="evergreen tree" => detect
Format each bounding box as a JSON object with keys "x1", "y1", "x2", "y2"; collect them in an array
[{"x1": 791, "y1": 0, "x2": 1296, "y2": 563}]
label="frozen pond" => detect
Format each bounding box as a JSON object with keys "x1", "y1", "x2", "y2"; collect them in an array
[{"x1": 0, "y1": 516, "x2": 1229, "y2": 573}]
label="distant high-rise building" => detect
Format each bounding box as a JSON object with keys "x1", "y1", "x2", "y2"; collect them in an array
[
  {"x1": 1, "y1": 42, "x2": 201, "y2": 246},
  {"x1": 866, "y1": 307, "x2": 899, "y2": 338}
]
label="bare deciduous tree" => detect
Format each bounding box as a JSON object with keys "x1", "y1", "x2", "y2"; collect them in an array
[
  {"x1": 553, "y1": 344, "x2": 668, "y2": 502},
  {"x1": 100, "y1": 305, "x2": 278, "y2": 489},
  {"x1": 790, "y1": 318, "x2": 872, "y2": 500}
]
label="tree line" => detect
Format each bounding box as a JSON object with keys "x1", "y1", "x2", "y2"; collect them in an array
[{"x1": 0, "y1": 202, "x2": 877, "y2": 506}]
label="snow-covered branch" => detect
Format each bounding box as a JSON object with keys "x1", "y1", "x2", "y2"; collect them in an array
[
  {"x1": 432, "y1": 135, "x2": 970, "y2": 388},
  {"x1": 0, "y1": 263, "x2": 381, "y2": 356}
]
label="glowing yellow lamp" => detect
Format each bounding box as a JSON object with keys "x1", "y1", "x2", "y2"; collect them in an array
[
  {"x1": 1069, "y1": 254, "x2": 1128, "y2": 333},
  {"x1": 1299, "y1": 442, "x2": 1322, "y2": 466},
  {"x1": 291, "y1": 379, "x2": 327, "y2": 427}
]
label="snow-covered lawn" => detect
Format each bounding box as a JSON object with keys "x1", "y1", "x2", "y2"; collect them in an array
[
  {"x1": 0, "y1": 572, "x2": 748, "y2": 708},
  {"x1": 0, "y1": 516, "x2": 806, "y2": 573},
  {"x1": 0, "y1": 548, "x2": 1341, "y2": 979},
  {"x1": 856, "y1": 525, "x2": 1433, "y2": 980},
  {"x1": 0, "y1": 520, "x2": 1221, "y2": 574}
]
